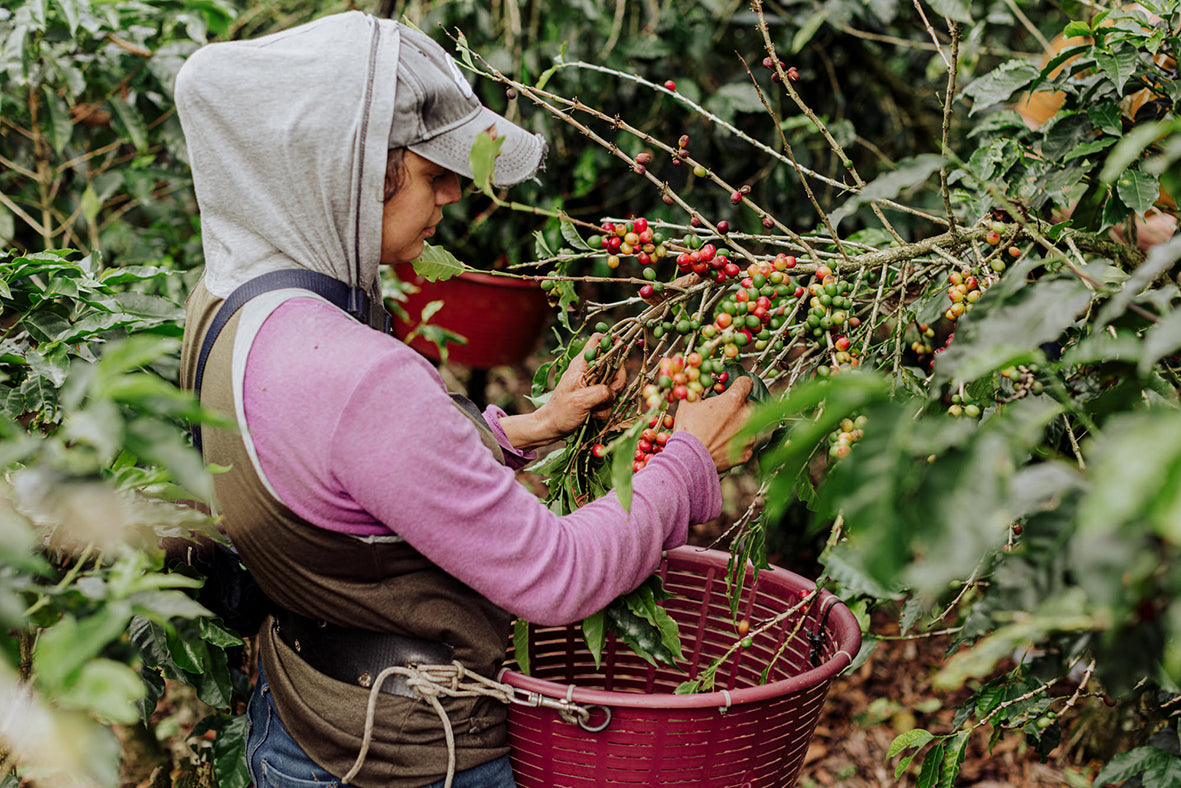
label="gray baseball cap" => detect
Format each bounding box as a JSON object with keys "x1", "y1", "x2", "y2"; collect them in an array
[{"x1": 390, "y1": 25, "x2": 546, "y2": 186}]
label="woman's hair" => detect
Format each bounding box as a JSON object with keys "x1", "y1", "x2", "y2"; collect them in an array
[{"x1": 383, "y1": 148, "x2": 407, "y2": 202}]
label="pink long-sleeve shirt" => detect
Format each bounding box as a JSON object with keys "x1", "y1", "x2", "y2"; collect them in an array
[{"x1": 241, "y1": 298, "x2": 722, "y2": 626}]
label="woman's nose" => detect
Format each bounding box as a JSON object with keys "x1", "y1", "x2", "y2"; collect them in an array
[{"x1": 438, "y1": 173, "x2": 462, "y2": 205}]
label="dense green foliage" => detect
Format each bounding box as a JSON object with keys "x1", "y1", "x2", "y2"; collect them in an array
[{"x1": 1, "y1": 0, "x2": 1179, "y2": 786}]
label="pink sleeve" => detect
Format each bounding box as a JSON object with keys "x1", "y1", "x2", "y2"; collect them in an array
[
  {"x1": 328, "y1": 353, "x2": 721, "y2": 625},
  {"x1": 482, "y1": 404, "x2": 536, "y2": 471}
]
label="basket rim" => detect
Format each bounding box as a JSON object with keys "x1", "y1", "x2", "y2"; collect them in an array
[{"x1": 499, "y1": 546, "x2": 862, "y2": 710}]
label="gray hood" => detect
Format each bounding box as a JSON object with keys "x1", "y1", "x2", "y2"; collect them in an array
[{"x1": 175, "y1": 11, "x2": 400, "y2": 299}]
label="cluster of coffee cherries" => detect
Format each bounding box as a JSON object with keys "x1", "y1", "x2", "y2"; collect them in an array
[
  {"x1": 828, "y1": 415, "x2": 867, "y2": 459},
  {"x1": 704, "y1": 253, "x2": 804, "y2": 356},
  {"x1": 640, "y1": 351, "x2": 731, "y2": 409},
  {"x1": 910, "y1": 322, "x2": 937, "y2": 356},
  {"x1": 944, "y1": 267, "x2": 988, "y2": 323},
  {"x1": 983, "y1": 220, "x2": 1021, "y2": 271},
  {"x1": 998, "y1": 364, "x2": 1044, "y2": 402},
  {"x1": 803, "y1": 264, "x2": 862, "y2": 369},
  {"x1": 587, "y1": 217, "x2": 670, "y2": 280},
  {"x1": 633, "y1": 414, "x2": 675, "y2": 471},
  {"x1": 947, "y1": 392, "x2": 982, "y2": 418},
  {"x1": 591, "y1": 414, "x2": 675, "y2": 472}
]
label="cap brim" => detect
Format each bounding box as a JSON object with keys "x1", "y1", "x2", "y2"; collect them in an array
[{"x1": 409, "y1": 106, "x2": 546, "y2": 187}]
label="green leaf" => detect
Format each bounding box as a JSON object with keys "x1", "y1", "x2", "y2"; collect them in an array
[
  {"x1": 1080, "y1": 410, "x2": 1181, "y2": 537},
  {"x1": 961, "y1": 60, "x2": 1041, "y2": 114},
  {"x1": 888, "y1": 728, "x2": 935, "y2": 758},
  {"x1": 611, "y1": 420, "x2": 642, "y2": 512},
  {"x1": 197, "y1": 617, "x2": 245, "y2": 649},
  {"x1": 1095, "y1": 42, "x2": 1140, "y2": 94},
  {"x1": 411, "y1": 244, "x2": 467, "y2": 282},
  {"x1": 470, "y1": 129, "x2": 505, "y2": 196},
  {"x1": 1088, "y1": 101, "x2": 1123, "y2": 136},
  {"x1": 1063, "y1": 20, "x2": 1092, "y2": 38},
  {"x1": 109, "y1": 96, "x2": 148, "y2": 152},
  {"x1": 211, "y1": 714, "x2": 251, "y2": 788},
  {"x1": 1114, "y1": 168, "x2": 1160, "y2": 215},
  {"x1": 939, "y1": 730, "x2": 970, "y2": 787},
  {"x1": 59, "y1": 659, "x2": 145, "y2": 725},
  {"x1": 34, "y1": 605, "x2": 133, "y2": 692},
  {"x1": 559, "y1": 221, "x2": 589, "y2": 251},
  {"x1": 1062, "y1": 136, "x2": 1118, "y2": 163},
  {"x1": 51, "y1": 0, "x2": 81, "y2": 37},
  {"x1": 513, "y1": 619, "x2": 531, "y2": 675},
  {"x1": 1099, "y1": 235, "x2": 1181, "y2": 329},
  {"x1": 80, "y1": 184, "x2": 101, "y2": 225},
  {"x1": 62, "y1": 400, "x2": 124, "y2": 463},
  {"x1": 830, "y1": 154, "x2": 947, "y2": 227},
  {"x1": 1140, "y1": 308, "x2": 1181, "y2": 378},
  {"x1": 926, "y1": 0, "x2": 971, "y2": 23},
  {"x1": 933, "y1": 279, "x2": 1093, "y2": 387},
  {"x1": 41, "y1": 86, "x2": 73, "y2": 155},
  {"x1": 791, "y1": 10, "x2": 828, "y2": 54},
  {"x1": 917, "y1": 741, "x2": 945, "y2": 788},
  {"x1": 581, "y1": 610, "x2": 605, "y2": 668},
  {"x1": 1095, "y1": 746, "x2": 1181, "y2": 786}
]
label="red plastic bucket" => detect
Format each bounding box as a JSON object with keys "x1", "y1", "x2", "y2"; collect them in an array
[
  {"x1": 499, "y1": 547, "x2": 861, "y2": 787},
  {"x1": 391, "y1": 262, "x2": 551, "y2": 369}
]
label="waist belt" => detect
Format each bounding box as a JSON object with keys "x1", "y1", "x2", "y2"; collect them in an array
[{"x1": 273, "y1": 610, "x2": 454, "y2": 700}]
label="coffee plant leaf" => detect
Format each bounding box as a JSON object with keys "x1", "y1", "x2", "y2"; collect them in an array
[
  {"x1": 33, "y1": 603, "x2": 133, "y2": 693},
  {"x1": 1114, "y1": 168, "x2": 1161, "y2": 215},
  {"x1": 412, "y1": 243, "x2": 466, "y2": 282},
  {"x1": 932, "y1": 279, "x2": 1092, "y2": 388},
  {"x1": 926, "y1": 0, "x2": 971, "y2": 23},
  {"x1": 888, "y1": 726, "x2": 934, "y2": 760},
  {"x1": 610, "y1": 419, "x2": 642, "y2": 512},
  {"x1": 61, "y1": 659, "x2": 144, "y2": 725},
  {"x1": 1139, "y1": 308, "x2": 1181, "y2": 377},
  {"x1": 1078, "y1": 410, "x2": 1181, "y2": 537},
  {"x1": 559, "y1": 220, "x2": 590, "y2": 251},
  {"x1": 513, "y1": 618, "x2": 532, "y2": 674},
  {"x1": 916, "y1": 740, "x2": 945, "y2": 788},
  {"x1": 210, "y1": 712, "x2": 251, "y2": 788},
  {"x1": 1094, "y1": 42, "x2": 1141, "y2": 95},
  {"x1": 960, "y1": 60, "x2": 1040, "y2": 114},
  {"x1": 791, "y1": 9, "x2": 828, "y2": 54},
  {"x1": 1094, "y1": 745, "x2": 1181, "y2": 787},
  {"x1": 580, "y1": 610, "x2": 605, "y2": 668},
  {"x1": 829, "y1": 153, "x2": 946, "y2": 228},
  {"x1": 469, "y1": 129, "x2": 504, "y2": 196},
  {"x1": 1096, "y1": 235, "x2": 1181, "y2": 329}
]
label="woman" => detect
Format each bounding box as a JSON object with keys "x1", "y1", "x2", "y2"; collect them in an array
[{"x1": 175, "y1": 12, "x2": 753, "y2": 788}]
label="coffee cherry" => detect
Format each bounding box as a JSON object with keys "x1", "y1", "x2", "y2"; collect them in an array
[
  {"x1": 665, "y1": 80, "x2": 676, "y2": 91},
  {"x1": 636, "y1": 152, "x2": 653, "y2": 166},
  {"x1": 730, "y1": 191, "x2": 743, "y2": 205},
  {"x1": 737, "y1": 619, "x2": 751, "y2": 637},
  {"x1": 678, "y1": 134, "x2": 690, "y2": 148},
  {"x1": 717, "y1": 220, "x2": 730, "y2": 234},
  {"x1": 591, "y1": 443, "x2": 608, "y2": 458},
  {"x1": 985, "y1": 230, "x2": 1001, "y2": 245}
]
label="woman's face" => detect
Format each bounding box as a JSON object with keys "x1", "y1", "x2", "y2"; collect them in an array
[{"x1": 380, "y1": 150, "x2": 462, "y2": 265}]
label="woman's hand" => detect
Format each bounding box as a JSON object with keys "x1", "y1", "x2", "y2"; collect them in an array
[
  {"x1": 498, "y1": 333, "x2": 626, "y2": 450},
  {"x1": 673, "y1": 376, "x2": 755, "y2": 471}
]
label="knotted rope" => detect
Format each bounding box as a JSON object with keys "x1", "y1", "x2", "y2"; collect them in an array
[{"x1": 342, "y1": 661, "x2": 598, "y2": 788}]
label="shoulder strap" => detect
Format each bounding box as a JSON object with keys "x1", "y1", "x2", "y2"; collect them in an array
[{"x1": 191, "y1": 270, "x2": 389, "y2": 452}]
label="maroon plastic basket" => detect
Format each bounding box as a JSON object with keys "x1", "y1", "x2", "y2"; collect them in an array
[{"x1": 498, "y1": 546, "x2": 861, "y2": 787}]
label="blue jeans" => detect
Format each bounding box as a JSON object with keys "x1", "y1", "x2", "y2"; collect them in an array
[{"x1": 247, "y1": 662, "x2": 517, "y2": 788}]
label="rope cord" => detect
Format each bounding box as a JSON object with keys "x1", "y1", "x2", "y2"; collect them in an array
[{"x1": 341, "y1": 662, "x2": 520, "y2": 787}]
